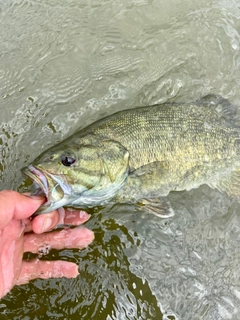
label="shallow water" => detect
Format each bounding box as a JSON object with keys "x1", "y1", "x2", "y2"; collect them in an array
[{"x1": 1, "y1": 0, "x2": 240, "y2": 319}]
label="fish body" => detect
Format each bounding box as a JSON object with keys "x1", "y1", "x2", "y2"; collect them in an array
[{"x1": 23, "y1": 95, "x2": 240, "y2": 216}]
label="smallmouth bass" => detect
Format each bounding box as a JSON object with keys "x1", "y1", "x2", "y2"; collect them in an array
[{"x1": 23, "y1": 95, "x2": 240, "y2": 217}]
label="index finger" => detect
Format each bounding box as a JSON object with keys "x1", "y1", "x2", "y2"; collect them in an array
[{"x1": 0, "y1": 191, "x2": 45, "y2": 229}]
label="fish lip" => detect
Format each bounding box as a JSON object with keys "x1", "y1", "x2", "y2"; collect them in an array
[{"x1": 23, "y1": 165, "x2": 72, "y2": 204}]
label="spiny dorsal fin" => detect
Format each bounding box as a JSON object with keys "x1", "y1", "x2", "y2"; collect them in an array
[{"x1": 195, "y1": 94, "x2": 239, "y2": 124}]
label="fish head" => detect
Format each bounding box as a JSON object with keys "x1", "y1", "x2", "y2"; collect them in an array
[
  {"x1": 23, "y1": 140, "x2": 130, "y2": 214},
  {"x1": 23, "y1": 143, "x2": 107, "y2": 214}
]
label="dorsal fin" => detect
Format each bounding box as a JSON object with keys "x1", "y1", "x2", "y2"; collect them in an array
[{"x1": 195, "y1": 94, "x2": 239, "y2": 124}]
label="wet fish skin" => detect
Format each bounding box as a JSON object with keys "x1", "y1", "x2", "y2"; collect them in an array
[{"x1": 23, "y1": 95, "x2": 240, "y2": 216}]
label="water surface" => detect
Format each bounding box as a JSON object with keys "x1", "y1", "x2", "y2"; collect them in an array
[{"x1": 1, "y1": 0, "x2": 240, "y2": 319}]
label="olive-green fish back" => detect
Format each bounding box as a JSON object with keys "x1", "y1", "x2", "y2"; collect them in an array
[{"x1": 82, "y1": 103, "x2": 240, "y2": 171}]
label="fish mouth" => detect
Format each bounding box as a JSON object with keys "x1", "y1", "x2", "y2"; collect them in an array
[
  {"x1": 23, "y1": 165, "x2": 72, "y2": 214},
  {"x1": 23, "y1": 166, "x2": 49, "y2": 197}
]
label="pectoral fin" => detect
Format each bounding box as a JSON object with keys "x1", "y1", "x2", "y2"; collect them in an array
[
  {"x1": 137, "y1": 197, "x2": 175, "y2": 218},
  {"x1": 116, "y1": 161, "x2": 173, "y2": 201},
  {"x1": 208, "y1": 167, "x2": 240, "y2": 198}
]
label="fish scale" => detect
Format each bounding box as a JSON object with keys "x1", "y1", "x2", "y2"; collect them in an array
[
  {"x1": 23, "y1": 95, "x2": 240, "y2": 216},
  {"x1": 87, "y1": 104, "x2": 238, "y2": 170}
]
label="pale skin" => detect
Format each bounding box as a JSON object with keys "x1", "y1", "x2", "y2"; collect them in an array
[{"x1": 0, "y1": 190, "x2": 94, "y2": 299}]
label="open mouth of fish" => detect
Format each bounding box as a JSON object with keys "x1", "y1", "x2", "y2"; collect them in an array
[{"x1": 23, "y1": 165, "x2": 72, "y2": 214}]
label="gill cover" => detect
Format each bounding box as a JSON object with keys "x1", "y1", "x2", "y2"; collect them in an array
[{"x1": 69, "y1": 139, "x2": 130, "y2": 207}]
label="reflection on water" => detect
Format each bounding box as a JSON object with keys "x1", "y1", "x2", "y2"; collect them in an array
[{"x1": 1, "y1": 0, "x2": 240, "y2": 319}]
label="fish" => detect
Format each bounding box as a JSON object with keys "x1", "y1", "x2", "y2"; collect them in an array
[{"x1": 23, "y1": 94, "x2": 240, "y2": 217}]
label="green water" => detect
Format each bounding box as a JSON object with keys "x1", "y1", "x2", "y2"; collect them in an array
[{"x1": 1, "y1": 0, "x2": 240, "y2": 319}]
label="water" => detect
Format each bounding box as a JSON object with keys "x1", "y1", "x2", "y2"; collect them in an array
[{"x1": 1, "y1": 0, "x2": 240, "y2": 319}]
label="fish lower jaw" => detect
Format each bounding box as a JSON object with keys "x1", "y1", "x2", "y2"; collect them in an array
[{"x1": 34, "y1": 196, "x2": 72, "y2": 215}]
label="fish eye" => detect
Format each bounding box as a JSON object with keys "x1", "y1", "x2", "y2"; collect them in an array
[{"x1": 61, "y1": 156, "x2": 75, "y2": 166}]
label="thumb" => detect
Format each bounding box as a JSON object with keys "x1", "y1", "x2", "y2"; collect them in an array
[{"x1": 0, "y1": 191, "x2": 45, "y2": 228}]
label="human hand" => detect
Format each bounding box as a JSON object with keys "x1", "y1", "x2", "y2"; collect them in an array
[{"x1": 0, "y1": 190, "x2": 94, "y2": 299}]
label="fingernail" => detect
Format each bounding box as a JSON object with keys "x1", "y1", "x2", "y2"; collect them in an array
[
  {"x1": 79, "y1": 210, "x2": 89, "y2": 219},
  {"x1": 42, "y1": 217, "x2": 52, "y2": 232},
  {"x1": 23, "y1": 193, "x2": 46, "y2": 201},
  {"x1": 23, "y1": 192, "x2": 32, "y2": 196},
  {"x1": 57, "y1": 207, "x2": 66, "y2": 225},
  {"x1": 17, "y1": 222, "x2": 25, "y2": 238}
]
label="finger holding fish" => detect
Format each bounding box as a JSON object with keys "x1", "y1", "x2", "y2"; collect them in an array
[
  {"x1": 0, "y1": 191, "x2": 94, "y2": 299},
  {"x1": 29, "y1": 207, "x2": 92, "y2": 234}
]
